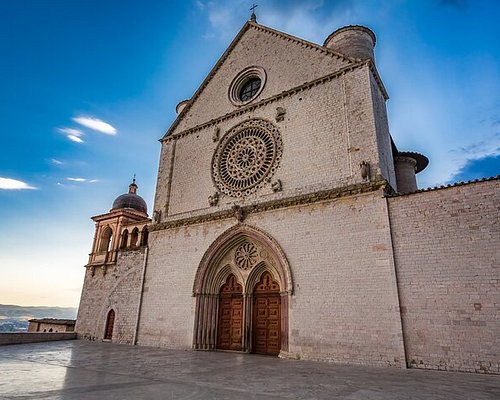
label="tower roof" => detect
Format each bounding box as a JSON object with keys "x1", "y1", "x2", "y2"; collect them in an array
[{"x1": 111, "y1": 179, "x2": 148, "y2": 214}]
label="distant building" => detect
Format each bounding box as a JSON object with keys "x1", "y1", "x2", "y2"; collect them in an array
[
  {"x1": 76, "y1": 19, "x2": 499, "y2": 374},
  {"x1": 28, "y1": 319, "x2": 75, "y2": 333}
]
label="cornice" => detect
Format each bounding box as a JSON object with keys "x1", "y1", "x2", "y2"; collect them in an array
[
  {"x1": 150, "y1": 180, "x2": 388, "y2": 232},
  {"x1": 162, "y1": 61, "x2": 368, "y2": 143},
  {"x1": 91, "y1": 209, "x2": 150, "y2": 222}
]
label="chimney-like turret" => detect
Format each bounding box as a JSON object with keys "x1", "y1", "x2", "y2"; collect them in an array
[
  {"x1": 394, "y1": 152, "x2": 429, "y2": 193},
  {"x1": 324, "y1": 25, "x2": 376, "y2": 61}
]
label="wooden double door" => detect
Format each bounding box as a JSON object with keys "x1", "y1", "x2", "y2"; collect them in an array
[
  {"x1": 217, "y1": 272, "x2": 281, "y2": 356},
  {"x1": 217, "y1": 275, "x2": 244, "y2": 351}
]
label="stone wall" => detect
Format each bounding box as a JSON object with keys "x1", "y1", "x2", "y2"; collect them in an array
[
  {"x1": 75, "y1": 247, "x2": 146, "y2": 344},
  {"x1": 28, "y1": 322, "x2": 74, "y2": 333},
  {"x1": 0, "y1": 333, "x2": 76, "y2": 346},
  {"x1": 139, "y1": 190, "x2": 407, "y2": 368},
  {"x1": 389, "y1": 179, "x2": 500, "y2": 374},
  {"x1": 157, "y1": 65, "x2": 392, "y2": 220}
]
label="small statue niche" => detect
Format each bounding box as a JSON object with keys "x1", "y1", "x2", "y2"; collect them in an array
[
  {"x1": 276, "y1": 107, "x2": 286, "y2": 122},
  {"x1": 208, "y1": 192, "x2": 219, "y2": 206},
  {"x1": 212, "y1": 127, "x2": 220, "y2": 142},
  {"x1": 272, "y1": 179, "x2": 282, "y2": 192},
  {"x1": 232, "y1": 204, "x2": 244, "y2": 222},
  {"x1": 360, "y1": 161, "x2": 370, "y2": 181},
  {"x1": 153, "y1": 210, "x2": 162, "y2": 224}
]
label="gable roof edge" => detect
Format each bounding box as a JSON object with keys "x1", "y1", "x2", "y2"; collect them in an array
[
  {"x1": 160, "y1": 21, "x2": 253, "y2": 142},
  {"x1": 250, "y1": 22, "x2": 358, "y2": 64},
  {"x1": 367, "y1": 61, "x2": 389, "y2": 100},
  {"x1": 161, "y1": 21, "x2": 359, "y2": 141}
]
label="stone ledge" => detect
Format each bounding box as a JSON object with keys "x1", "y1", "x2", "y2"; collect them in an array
[
  {"x1": 151, "y1": 180, "x2": 388, "y2": 231},
  {"x1": 0, "y1": 332, "x2": 77, "y2": 346}
]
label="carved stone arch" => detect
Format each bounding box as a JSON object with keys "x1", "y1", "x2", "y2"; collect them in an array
[
  {"x1": 193, "y1": 224, "x2": 293, "y2": 295},
  {"x1": 206, "y1": 263, "x2": 244, "y2": 294},
  {"x1": 193, "y1": 223, "x2": 292, "y2": 355},
  {"x1": 245, "y1": 261, "x2": 282, "y2": 294}
]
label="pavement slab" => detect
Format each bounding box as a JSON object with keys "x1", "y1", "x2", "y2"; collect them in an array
[{"x1": 0, "y1": 340, "x2": 499, "y2": 399}]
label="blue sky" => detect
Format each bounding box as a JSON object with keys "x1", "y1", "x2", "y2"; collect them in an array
[{"x1": 1, "y1": 0, "x2": 499, "y2": 307}]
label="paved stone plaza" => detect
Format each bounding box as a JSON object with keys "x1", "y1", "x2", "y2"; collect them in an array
[{"x1": 0, "y1": 341, "x2": 499, "y2": 399}]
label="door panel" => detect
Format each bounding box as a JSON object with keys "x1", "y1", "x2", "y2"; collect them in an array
[
  {"x1": 217, "y1": 275, "x2": 243, "y2": 351},
  {"x1": 253, "y1": 272, "x2": 281, "y2": 356}
]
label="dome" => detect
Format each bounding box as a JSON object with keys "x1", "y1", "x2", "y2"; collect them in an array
[{"x1": 111, "y1": 180, "x2": 148, "y2": 215}]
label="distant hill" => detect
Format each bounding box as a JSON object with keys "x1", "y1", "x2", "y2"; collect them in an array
[{"x1": 0, "y1": 304, "x2": 78, "y2": 332}]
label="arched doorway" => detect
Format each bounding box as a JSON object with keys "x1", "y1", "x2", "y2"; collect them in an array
[
  {"x1": 104, "y1": 309, "x2": 115, "y2": 340},
  {"x1": 217, "y1": 274, "x2": 243, "y2": 351},
  {"x1": 192, "y1": 224, "x2": 293, "y2": 356},
  {"x1": 253, "y1": 271, "x2": 281, "y2": 356}
]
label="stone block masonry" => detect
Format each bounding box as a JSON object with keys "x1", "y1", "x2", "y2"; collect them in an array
[
  {"x1": 75, "y1": 247, "x2": 147, "y2": 344},
  {"x1": 389, "y1": 179, "x2": 500, "y2": 374}
]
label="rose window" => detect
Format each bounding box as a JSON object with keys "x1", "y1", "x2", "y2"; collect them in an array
[
  {"x1": 234, "y1": 242, "x2": 258, "y2": 270},
  {"x1": 212, "y1": 119, "x2": 283, "y2": 197}
]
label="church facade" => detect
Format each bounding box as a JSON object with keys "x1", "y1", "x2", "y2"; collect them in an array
[{"x1": 76, "y1": 20, "x2": 499, "y2": 374}]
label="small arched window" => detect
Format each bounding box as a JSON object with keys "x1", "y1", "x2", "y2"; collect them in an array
[
  {"x1": 104, "y1": 309, "x2": 115, "y2": 340},
  {"x1": 140, "y1": 226, "x2": 149, "y2": 246},
  {"x1": 130, "y1": 228, "x2": 139, "y2": 248},
  {"x1": 98, "y1": 226, "x2": 113, "y2": 252},
  {"x1": 120, "y1": 229, "x2": 129, "y2": 249}
]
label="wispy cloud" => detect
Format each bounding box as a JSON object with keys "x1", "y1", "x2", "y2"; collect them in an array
[
  {"x1": 58, "y1": 128, "x2": 82, "y2": 136},
  {"x1": 67, "y1": 135, "x2": 84, "y2": 143},
  {"x1": 0, "y1": 177, "x2": 37, "y2": 190},
  {"x1": 51, "y1": 159, "x2": 63, "y2": 165},
  {"x1": 447, "y1": 133, "x2": 500, "y2": 181},
  {"x1": 58, "y1": 127, "x2": 84, "y2": 143},
  {"x1": 198, "y1": 0, "x2": 356, "y2": 43},
  {"x1": 73, "y1": 116, "x2": 117, "y2": 135},
  {"x1": 65, "y1": 177, "x2": 99, "y2": 183}
]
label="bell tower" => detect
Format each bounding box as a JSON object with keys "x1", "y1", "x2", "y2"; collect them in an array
[{"x1": 86, "y1": 179, "x2": 150, "y2": 273}]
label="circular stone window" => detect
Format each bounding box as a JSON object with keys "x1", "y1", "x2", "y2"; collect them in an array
[
  {"x1": 212, "y1": 119, "x2": 283, "y2": 197},
  {"x1": 228, "y1": 66, "x2": 266, "y2": 106}
]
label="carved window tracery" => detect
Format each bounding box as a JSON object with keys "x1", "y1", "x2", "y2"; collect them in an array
[
  {"x1": 212, "y1": 119, "x2": 282, "y2": 197},
  {"x1": 234, "y1": 241, "x2": 258, "y2": 270}
]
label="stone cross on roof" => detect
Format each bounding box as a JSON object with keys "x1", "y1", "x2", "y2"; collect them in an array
[{"x1": 250, "y1": 4, "x2": 258, "y2": 21}]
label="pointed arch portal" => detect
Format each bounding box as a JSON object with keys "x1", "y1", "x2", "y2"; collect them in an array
[{"x1": 193, "y1": 224, "x2": 293, "y2": 356}]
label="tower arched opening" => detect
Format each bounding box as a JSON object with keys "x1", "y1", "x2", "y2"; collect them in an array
[{"x1": 98, "y1": 226, "x2": 113, "y2": 252}]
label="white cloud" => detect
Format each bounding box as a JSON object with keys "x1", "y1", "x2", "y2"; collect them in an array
[
  {"x1": 66, "y1": 177, "x2": 86, "y2": 182},
  {"x1": 51, "y1": 158, "x2": 63, "y2": 165},
  {"x1": 0, "y1": 177, "x2": 37, "y2": 190},
  {"x1": 58, "y1": 127, "x2": 84, "y2": 143},
  {"x1": 73, "y1": 116, "x2": 117, "y2": 135},
  {"x1": 58, "y1": 127, "x2": 83, "y2": 137},
  {"x1": 67, "y1": 135, "x2": 84, "y2": 143},
  {"x1": 66, "y1": 177, "x2": 99, "y2": 183}
]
